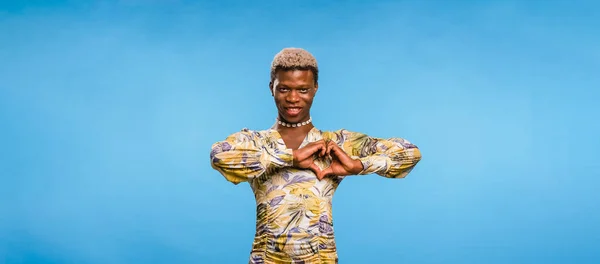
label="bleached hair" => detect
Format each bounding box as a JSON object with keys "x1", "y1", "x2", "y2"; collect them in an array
[{"x1": 270, "y1": 47, "x2": 319, "y2": 84}]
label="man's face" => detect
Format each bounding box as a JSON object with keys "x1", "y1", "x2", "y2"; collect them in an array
[{"x1": 270, "y1": 69, "x2": 318, "y2": 124}]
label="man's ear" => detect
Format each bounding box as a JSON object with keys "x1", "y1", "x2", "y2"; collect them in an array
[
  {"x1": 314, "y1": 83, "x2": 318, "y2": 95},
  {"x1": 269, "y1": 81, "x2": 274, "y2": 96}
]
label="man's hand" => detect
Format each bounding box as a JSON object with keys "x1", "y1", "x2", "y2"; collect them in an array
[
  {"x1": 292, "y1": 139, "x2": 330, "y2": 175},
  {"x1": 292, "y1": 139, "x2": 363, "y2": 180},
  {"x1": 313, "y1": 140, "x2": 363, "y2": 180}
]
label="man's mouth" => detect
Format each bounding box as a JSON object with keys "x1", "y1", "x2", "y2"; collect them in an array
[{"x1": 285, "y1": 107, "x2": 302, "y2": 116}]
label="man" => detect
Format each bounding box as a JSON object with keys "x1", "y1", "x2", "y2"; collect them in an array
[{"x1": 210, "y1": 47, "x2": 422, "y2": 263}]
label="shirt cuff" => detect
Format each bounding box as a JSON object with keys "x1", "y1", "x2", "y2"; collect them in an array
[{"x1": 357, "y1": 156, "x2": 389, "y2": 175}]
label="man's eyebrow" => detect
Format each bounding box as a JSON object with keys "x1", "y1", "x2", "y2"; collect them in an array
[{"x1": 276, "y1": 85, "x2": 310, "y2": 89}]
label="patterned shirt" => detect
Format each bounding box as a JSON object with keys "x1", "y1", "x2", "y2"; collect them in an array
[{"x1": 210, "y1": 127, "x2": 422, "y2": 263}]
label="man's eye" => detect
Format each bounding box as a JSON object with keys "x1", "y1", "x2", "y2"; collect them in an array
[
  {"x1": 279, "y1": 88, "x2": 289, "y2": 92},
  {"x1": 299, "y1": 89, "x2": 309, "y2": 93}
]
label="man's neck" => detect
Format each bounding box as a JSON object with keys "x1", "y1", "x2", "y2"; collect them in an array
[
  {"x1": 275, "y1": 123, "x2": 314, "y2": 131},
  {"x1": 273, "y1": 123, "x2": 315, "y2": 150},
  {"x1": 272, "y1": 117, "x2": 315, "y2": 136}
]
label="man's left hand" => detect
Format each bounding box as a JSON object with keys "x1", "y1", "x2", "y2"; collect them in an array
[{"x1": 314, "y1": 140, "x2": 363, "y2": 180}]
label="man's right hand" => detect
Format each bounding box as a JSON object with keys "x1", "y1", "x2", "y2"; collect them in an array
[{"x1": 292, "y1": 139, "x2": 330, "y2": 173}]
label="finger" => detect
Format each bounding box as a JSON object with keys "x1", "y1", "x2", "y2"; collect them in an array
[
  {"x1": 326, "y1": 140, "x2": 335, "y2": 156},
  {"x1": 296, "y1": 148, "x2": 311, "y2": 163},
  {"x1": 318, "y1": 167, "x2": 332, "y2": 180},
  {"x1": 330, "y1": 146, "x2": 358, "y2": 171},
  {"x1": 317, "y1": 172, "x2": 325, "y2": 180},
  {"x1": 328, "y1": 140, "x2": 340, "y2": 151},
  {"x1": 329, "y1": 142, "x2": 347, "y2": 157},
  {"x1": 308, "y1": 163, "x2": 321, "y2": 178},
  {"x1": 329, "y1": 143, "x2": 353, "y2": 164},
  {"x1": 323, "y1": 140, "x2": 330, "y2": 158},
  {"x1": 320, "y1": 140, "x2": 327, "y2": 157},
  {"x1": 327, "y1": 140, "x2": 338, "y2": 158},
  {"x1": 304, "y1": 141, "x2": 325, "y2": 158},
  {"x1": 327, "y1": 140, "x2": 337, "y2": 148},
  {"x1": 309, "y1": 163, "x2": 322, "y2": 177}
]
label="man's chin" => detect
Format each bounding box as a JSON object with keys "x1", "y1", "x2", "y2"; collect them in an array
[{"x1": 280, "y1": 115, "x2": 305, "y2": 124}]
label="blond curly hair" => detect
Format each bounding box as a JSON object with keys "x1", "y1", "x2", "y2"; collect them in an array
[{"x1": 270, "y1": 47, "x2": 319, "y2": 84}]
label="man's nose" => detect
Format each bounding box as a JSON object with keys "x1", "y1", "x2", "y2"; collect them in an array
[{"x1": 286, "y1": 90, "x2": 300, "y2": 103}]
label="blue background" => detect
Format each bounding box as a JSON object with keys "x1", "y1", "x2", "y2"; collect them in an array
[{"x1": 1, "y1": 0, "x2": 599, "y2": 263}]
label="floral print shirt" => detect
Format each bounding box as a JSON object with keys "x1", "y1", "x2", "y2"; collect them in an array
[{"x1": 210, "y1": 127, "x2": 421, "y2": 263}]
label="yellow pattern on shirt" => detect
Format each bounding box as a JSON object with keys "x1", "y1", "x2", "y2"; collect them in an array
[{"x1": 210, "y1": 127, "x2": 421, "y2": 263}]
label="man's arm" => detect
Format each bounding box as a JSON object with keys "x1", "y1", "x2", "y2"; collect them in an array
[
  {"x1": 326, "y1": 129, "x2": 422, "y2": 178},
  {"x1": 210, "y1": 129, "x2": 293, "y2": 185}
]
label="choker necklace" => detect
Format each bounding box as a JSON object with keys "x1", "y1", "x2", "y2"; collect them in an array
[{"x1": 277, "y1": 117, "x2": 312, "y2": 128}]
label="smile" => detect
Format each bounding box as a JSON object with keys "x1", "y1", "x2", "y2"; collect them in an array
[{"x1": 285, "y1": 107, "x2": 302, "y2": 116}]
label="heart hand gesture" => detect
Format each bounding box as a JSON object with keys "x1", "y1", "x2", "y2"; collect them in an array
[
  {"x1": 292, "y1": 139, "x2": 329, "y2": 175},
  {"x1": 292, "y1": 140, "x2": 363, "y2": 180},
  {"x1": 315, "y1": 140, "x2": 363, "y2": 180}
]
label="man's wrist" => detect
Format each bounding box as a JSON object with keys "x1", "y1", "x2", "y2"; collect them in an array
[
  {"x1": 291, "y1": 149, "x2": 298, "y2": 167},
  {"x1": 352, "y1": 159, "x2": 364, "y2": 174}
]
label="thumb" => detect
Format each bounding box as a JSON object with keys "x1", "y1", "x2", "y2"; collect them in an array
[
  {"x1": 308, "y1": 163, "x2": 322, "y2": 177},
  {"x1": 317, "y1": 167, "x2": 333, "y2": 180},
  {"x1": 298, "y1": 144, "x2": 323, "y2": 161}
]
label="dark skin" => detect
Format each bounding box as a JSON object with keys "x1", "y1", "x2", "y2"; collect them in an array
[{"x1": 270, "y1": 69, "x2": 363, "y2": 180}]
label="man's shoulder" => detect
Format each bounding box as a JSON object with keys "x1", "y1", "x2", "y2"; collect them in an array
[
  {"x1": 322, "y1": 128, "x2": 366, "y2": 137},
  {"x1": 240, "y1": 127, "x2": 274, "y2": 134},
  {"x1": 224, "y1": 127, "x2": 275, "y2": 140}
]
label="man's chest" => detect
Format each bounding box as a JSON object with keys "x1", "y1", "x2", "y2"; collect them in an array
[
  {"x1": 252, "y1": 168, "x2": 341, "y2": 200},
  {"x1": 279, "y1": 134, "x2": 309, "y2": 150}
]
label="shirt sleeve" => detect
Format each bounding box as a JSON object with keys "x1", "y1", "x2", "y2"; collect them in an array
[
  {"x1": 328, "y1": 129, "x2": 422, "y2": 178},
  {"x1": 210, "y1": 129, "x2": 294, "y2": 185}
]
